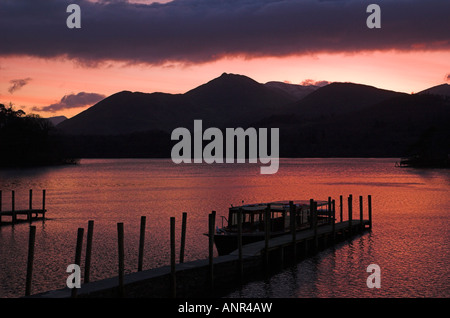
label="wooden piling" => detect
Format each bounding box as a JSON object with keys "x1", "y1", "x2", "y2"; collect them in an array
[
  {"x1": 368, "y1": 195, "x2": 372, "y2": 229},
  {"x1": 42, "y1": 190, "x2": 46, "y2": 216},
  {"x1": 237, "y1": 208, "x2": 243, "y2": 281},
  {"x1": 72, "y1": 227, "x2": 84, "y2": 298},
  {"x1": 208, "y1": 213, "x2": 215, "y2": 290},
  {"x1": 332, "y1": 199, "x2": 336, "y2": 241},
  {"x1": 179, "y1": 212, "x2": 187, "y2": 264},
  {"x1": 339, "y1": 195, "x2": 343, "y2": 222},
  {"x1": 12, "y1": 190, "x2": 16, "y2": 224},
  {"x1": 313, "y1": 201, "x2": 318, "y2": 252},
  {"x1": 328, "y1": 197, "x2": 332, "y2": 224},
  {"x1": 264, "y1": 204, "x2": 271, "y2": 273},
  {"x1": 28, "y1": 189, "x2": 32, "y2": 221},
  {"x1": 289, "y1": 201, "x2": 296, "y2": 259},
  {"x1": 170, "y1": 217, "x2": 176, "y2": 298},
  {"x1": 117, "y1": 223, "x2": 124, "y2": 298},
  {"x1": 348, "y1": 195, "x2": 353, "y2": 235},
  {"x1": 0, "y1": 190, "x2": 2, "y2": 225},
  {"x1": 138, "y1": 216, "x2": 146, "y2": 271},
  {"x1": 25, "y1": 225, "x2": 36, "y2": 296},
  {"x1": 359, "y1": 196, "x2": 364, "y2": 232},
  {"x1": 84, "y1": 220, "x2": 94, "y2": 283}
]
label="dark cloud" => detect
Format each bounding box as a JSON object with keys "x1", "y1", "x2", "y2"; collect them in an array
[
  {"x1": 32, "y1": 92, "x2": 106, "y2": 113},
  {"x1": 8, "y1": 78, "x2": 32, "y2": 94},
  {"x1": 1, "y1": 0, "x2": 449, "y2": 65},
  {"x1": 446, "y1": 74, "x2": 450, "y2": 82}
]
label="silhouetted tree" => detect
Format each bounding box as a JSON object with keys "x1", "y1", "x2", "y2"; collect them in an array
[{"x1": 0, "y1": 103, "x2": 75, "y2": 167}]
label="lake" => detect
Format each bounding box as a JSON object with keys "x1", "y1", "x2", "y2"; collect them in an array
[{"x1": 0, "y1": 158, "x2": 449, "y2": 298}]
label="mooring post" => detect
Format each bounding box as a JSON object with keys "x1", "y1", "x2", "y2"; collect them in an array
[
  {"x1": 12, "y1": 190, "x2": 16, "y2": 224},
  {"x1": 289, "y1": 201, "x2": 296, "y2": 259},
  {"x1": 313, "y1": 201, "x2": 318, "y2": 253},
  {"x1": 237, "y1": 208, "x2": 243, "y2": 281},
  {"x1": 359, "y1": 196, "x2": 364, "y2": 232},
  {"x1": 348, "y1": 195, "x2": 353, "y2": 236},
  {"x1": 28, "y1": 189, "x2": 32, "y2": 221},
  {"x1": 42, "y1": 189, "x2": 46, "y2": 213},
  {"x1": 332, "y1": 199, "x2": 336, "y2": 241},
  {"x1": 309, "y1": 199, "x2": 314, "y2": 230},
  {"x1": 368, "y1": 195, "x2": 372, "y2": 229},
  {"x1": 117, "y1": 223, "x2": 125, "y2": 298},
  {"x1": 208, "y1": 213, "x2": 215, "y2": 291},
  {"x1": 340, "y1": 195, "x2": 343, "y2": 223},
  {"x1": 138, "y1": 216, "x2": 146, "y2": 271},
  {"x1": 0, "y1": 190, "x2": 3, "y2": 225},
  {"x1": 72, "y1": 227, "x2": 84, "y2": 298},
  {"x1": 264, "y1": 204, "x2": 271, "y2": 272},
  {"x1": 179, "y1": 212, "x2": 187, "y2": 264},
  {"x1": 25, "y1": 225, "x2": 36, "y2": 296},
  {"x1": 170, "y1": 217, "x2": 176, "y2": 298},
  {"x1": 328, "y1": 197, "x2": 332, "y2": 224},
  {"x1": 84, "y1": 220, "x2": 94, "y2": 283}
]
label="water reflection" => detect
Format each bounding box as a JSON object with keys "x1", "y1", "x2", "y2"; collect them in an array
[{"x1": 0, "y1": 158, "x2": 449, "y2": 298}]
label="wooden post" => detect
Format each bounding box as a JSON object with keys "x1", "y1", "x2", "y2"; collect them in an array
[
  {"x1": 332, "y1": 199, "x2": 336, "y2": 241},
  {"x1": 309, "y1": 199, "x2": 314, "y2": 229},
  {"x1": 289, "y1": 201, "x2": 296, "y2": 259},
  {"x1": 328, "y1": 197, "x2": 332, "y2": 224},
  {"x1": 359, "y1": 196, "x2": 364, "y2": 232},
  {"x1": 339, "y1": 195, "x2": 343, "y2": 222},
  {"x1": 12, "y1": 190, "x2": 16, "y2": 224},
  {"x1": 0, "y1": 190, "x2": 3, "y2": 225},
  {"x1": 179, "y1": 212, "x2": 187, "y2": 264},
  {"x1": 84, "y1": 220, "x2": 94, "y2": 283},
  {"x1": 170, "y1": 217, "x2": 176, "y2": 298},
  {"x1": 313, "y1": 201, "x2": 318, "y2": 253},
  {"x1": 237, "y1": 208, "x2": 243, "y2": 281},
  {"x1": 72, "y1": 227, "x2": 84, "y2": 298},
  {"x1": 138, "y1": 216, "x2": 146, "y2": 271},
  {"x1": 25, "y1": 225, "x2": 36, "y2": 296},
  {"x1": 348, "y1": 195, "x2": 353, "y2": 235},
  {"x1": 42, "y1": 189, "x2": 46, "y2": 211},
  {"x1": 28, "y1": 189, "x2": 32, "y2": 221},
  {"x1": 368, "y1": 195, "x2": 372, "y2": 229},
  {"x1": 264, "y1": 204, "x2": 271, "y2": 272},
  {"x1": 117, "y1": 223, "x2": 124, "y2": 298},
  {"x1": 208, "y1": 213, "x2": 214, "y2": 291}
]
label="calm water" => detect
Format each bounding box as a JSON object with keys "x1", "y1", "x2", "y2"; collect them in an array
[{"x1": 0, "y1": 158, "x2": 448, "y2": 298}]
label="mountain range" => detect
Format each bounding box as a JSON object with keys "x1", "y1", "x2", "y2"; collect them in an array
[{"x1": 55, "y1": 73, "x2": 450, "y2": 159}]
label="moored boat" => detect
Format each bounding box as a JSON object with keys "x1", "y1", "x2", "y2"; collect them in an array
[{"x1": 209, "y1": 200, "x2": 333, "y2": 256}]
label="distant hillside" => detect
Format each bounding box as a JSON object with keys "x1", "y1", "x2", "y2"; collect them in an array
[
  {"x1": 288, "y1": 82, "x2": 407, "y2": 119},
  {"x1": 46, "y1": 116, "x2": 67, "y2": 126},
  {"x1": 54, "y1": 74, "x2": 450, "y2": 159},
  {"x1": 57, "y1": 91, "x2": 192, "y2": 135},
  {"x1": 273, "y1": 93, "x2": 450, "y2": 158},
  {"x1": 57, "y1": 73, "x2": 293, "y2": 135},
  {"x1": 264, "y1": 81, "x2": 319, "y2": 100},
  {"x1": 418, "y1": 83, "x2": 450, "y2": 97}
]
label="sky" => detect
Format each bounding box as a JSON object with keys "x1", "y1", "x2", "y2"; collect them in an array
[{"x1": 1, "y1": 0, "x2": 449, "y2": 119}]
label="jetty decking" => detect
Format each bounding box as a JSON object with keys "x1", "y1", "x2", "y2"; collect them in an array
[
  {"x1": 28, "y1": 195, "x2": 372, "y2": 299},
  {"x1": 0, "y1": 189, "x2": 47, "y2": 226}
]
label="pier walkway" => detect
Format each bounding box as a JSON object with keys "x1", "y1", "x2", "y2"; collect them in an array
[{"x1": 30, "y1": 219, "x2": 371, "y2": 298}]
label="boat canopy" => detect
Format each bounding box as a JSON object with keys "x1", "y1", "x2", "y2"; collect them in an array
[{"x1": 229, "y1": 200, "x2": 328, "y2": 213}]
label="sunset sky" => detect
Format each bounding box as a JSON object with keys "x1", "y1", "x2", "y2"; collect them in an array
[{"x1": 1, "y1": 0, "x2": 449, "y2": 119}]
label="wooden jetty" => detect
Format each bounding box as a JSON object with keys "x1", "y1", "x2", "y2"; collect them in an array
[
  {"x1": 0, "y1": 189, "x2": 47, "y2": 226},
  {"x1": 27, "y1": 194, "x2": 372, "y2": 298}
]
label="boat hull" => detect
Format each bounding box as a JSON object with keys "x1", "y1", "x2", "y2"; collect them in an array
[{"x1": 212, "y1": 232, "x2": 285, "y2": 256}]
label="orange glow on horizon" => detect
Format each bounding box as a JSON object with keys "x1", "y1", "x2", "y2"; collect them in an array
[{"x1": 1, "y1": 50, "x2": 449, "y2": 119}]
